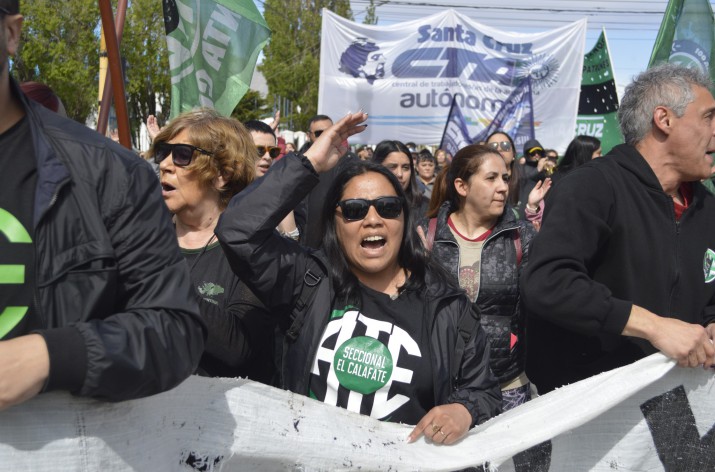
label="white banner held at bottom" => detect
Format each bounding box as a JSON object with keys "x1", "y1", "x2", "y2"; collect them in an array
[{"x1": 0, "y1": 353, "x2": 712, "y2": 471}]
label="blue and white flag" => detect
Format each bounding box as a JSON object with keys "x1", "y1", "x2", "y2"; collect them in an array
[
  {"x1": 439, "y1": 96, "x2": 472, "y2": 157},
  {"x1": 472, "y1": 77, "x2": 535, "y2": 151}
]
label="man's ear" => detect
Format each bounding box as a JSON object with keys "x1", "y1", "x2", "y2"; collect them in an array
[
  {"x1": 652, "y1": 106, "x2": 672, "y2": 135},
  {"x1": 4, "y1": 14, "x2": 24, "y2": 57}
]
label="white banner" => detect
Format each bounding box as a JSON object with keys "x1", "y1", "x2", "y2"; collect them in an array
[
  {"x1": 318, "y1": 10, "x2": 587, "y2": 150},
  {"x1": 1, "y1": 353, "x2": 713, "y2": 471}
]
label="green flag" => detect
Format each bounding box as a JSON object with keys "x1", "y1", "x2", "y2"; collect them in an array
[
  {"x1": 576, "y1": 29, "x2": 623, "y2": 154},
  {"x1": 163, "y1": 0, "x2": 270, "y2": 118},
  {"x1": 648, "y1": 0, "x2": 715, "y2": 86}
]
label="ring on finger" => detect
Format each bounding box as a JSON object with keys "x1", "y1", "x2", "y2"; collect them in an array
[
  {"x1": 431, "y1": 424, "x2": 441, "y2": 434},
  {"x1": 438, "y1": 430, "x2": 446, "y2": 437}
]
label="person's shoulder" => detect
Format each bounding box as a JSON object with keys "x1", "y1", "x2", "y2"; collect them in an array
[
  {"x1": 32, "y1": 104, "x2": 142, "y2": 166},
  {"x1": 514, "y1": 215, "x2": 537, "y2": 237},
  {"x1": 692, "y1": 180, "x2": 715, "y2": 207},
  {"x1": 554, "y1": 155, "x2": 615, "y2": 192}
]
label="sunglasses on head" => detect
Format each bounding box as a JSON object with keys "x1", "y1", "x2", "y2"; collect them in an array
[
  {"x1": 487, "y1": 141, "x2": 512, "y2": 152},
  {"x1": 153, "y1": 142, "x2": 213, "y2": 167},
  {"x1": 256, "y1": 145, "x2": 281, "y2": 159},
  {"x1": 311, "y1": 129, "x2": 326, "y2": 138},
  {"x1": 336, "y1": 196, "x2": 404, "y2": 221}
]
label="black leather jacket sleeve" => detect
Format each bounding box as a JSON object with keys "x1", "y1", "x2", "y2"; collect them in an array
[{"x1": 30, "y1": 115, "x2": 206, "y2": 400}]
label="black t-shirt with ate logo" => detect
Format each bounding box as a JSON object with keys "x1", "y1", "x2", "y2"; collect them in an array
[{"x1": 309, "y1": 283, "x2": 434, "y2": 425}]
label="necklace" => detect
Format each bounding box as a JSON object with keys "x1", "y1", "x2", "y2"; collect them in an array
[{"x1": 188, "y1": 233, "x2": 216, "y2": 272}]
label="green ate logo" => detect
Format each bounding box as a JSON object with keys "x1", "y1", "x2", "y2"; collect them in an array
[
  {"x1": 0, "y1": 209, "x2": 32, "y2": 338},
  {"x1": 198, "y1": 282, "x2": 224, "y2": 297},
  {"x1": 704, "y1": 248, "x2": 715, "y2": 284},
  {"x1": 333, "y1": 336, "x2": 393, "y2": 394}
]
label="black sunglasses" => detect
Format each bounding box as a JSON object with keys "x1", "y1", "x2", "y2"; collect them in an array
[
  {"x1": 0, "y1": 6, "x2": 10, "y2": 15},
  {"x1": 311, "y1": 129, "x2": 326, "y2": 138},
  {"x1": 487, "y1": 141, "x2": 512, "y2": 152},
  {"x1": 256, "y1": 145, "x2": 281, "y2": 159},
  {"x1": 336, "y1": 196, "x2": 404, "y2": 221},
  {"x1": 153, "y1": 142, "x2": 213, "y2": 167}
]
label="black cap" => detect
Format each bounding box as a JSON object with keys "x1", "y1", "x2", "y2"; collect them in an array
[{"x1": 523, "y1": 139, "x2": 544, "y2": 156}]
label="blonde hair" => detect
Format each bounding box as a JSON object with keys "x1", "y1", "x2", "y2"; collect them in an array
[{"x1": 150, "y1": 108, "x2": 257, "y2": 208}]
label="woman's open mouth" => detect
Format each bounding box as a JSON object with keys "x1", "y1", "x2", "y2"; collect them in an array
[{"x1": 361, "y1": 235, "x2": 386, "y2": 249}]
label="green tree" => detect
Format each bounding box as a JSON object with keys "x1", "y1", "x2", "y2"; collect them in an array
[
  {"x1": 260, "y1": 0, "x2": 352, "y2": 131},
  {"x1": 122, "y1": 0, "x2": 171, "y2": 145},
  {"x1": 231, "y1": 89, "x2": 270, "y2": 122},
  {"x1": 13, "y1": 0, "x2": 100, "y2": 122},
  {"x1": 363, "y1": 0, "x2": 379, "y2": 25}
]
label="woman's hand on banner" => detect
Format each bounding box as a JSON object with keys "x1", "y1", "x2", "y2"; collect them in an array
[{"x1": 407, "y1": 402, "x2": 471, "y2": 445}]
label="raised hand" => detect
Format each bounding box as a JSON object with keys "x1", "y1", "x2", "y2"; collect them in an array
[
  {"x1": 303, "y1": 111, "x2": 368, "y2": 173},
  {"x1": 146, "y1": 115, "x2": 162, "y2": 141},
  {"x1": 527, "y1": 178, "x2": 552, "y2": 209}
]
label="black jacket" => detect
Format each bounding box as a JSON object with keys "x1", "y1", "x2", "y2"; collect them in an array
[
  {"x1": 216, "y1": 154, "x2": 501, "y2": 426},
  {"x1": 424, "y1": 202, "x2": 536, "y2": 384},
  {"x1": 15, "y1": 80, "x2": 205, "y2": 400},
  {"x1": 522, "y1": 144, "x2": 715, "y2": 392}
]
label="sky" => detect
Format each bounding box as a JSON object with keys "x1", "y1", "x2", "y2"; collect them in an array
[{"x1": 252, "y1": 0, "x2": 715, "y2": 98}]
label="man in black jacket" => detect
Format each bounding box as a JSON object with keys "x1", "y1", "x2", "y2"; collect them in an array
[
  {"x1": 0, "y1": 1, "x2": 204, "y2": 409},
  {"x1": 522, "y1": 63, "x2": 715, "y2": 393}
]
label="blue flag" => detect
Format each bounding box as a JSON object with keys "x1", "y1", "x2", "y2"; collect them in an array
[
  {"x1": 439, "y1": 96, "x2": 472, "y2": 158},
  {"x1": 472, "y1": 77, "x2": 535, "y2": 152}
]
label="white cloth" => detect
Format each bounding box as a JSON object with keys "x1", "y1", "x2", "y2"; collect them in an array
[{"x1": 1, "y1": 353, "x2": 713, "y2": 471}]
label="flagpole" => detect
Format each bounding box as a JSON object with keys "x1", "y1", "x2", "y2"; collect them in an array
[
  {"x1": 97, "y1": 0, "x2": 131, "y2": 149},
  {"x1": 97, "y1": 0, "x2": 128, "y2": 140},
  {"x1": 527, "y1": 77, "x2": 535, "y2": 141}
]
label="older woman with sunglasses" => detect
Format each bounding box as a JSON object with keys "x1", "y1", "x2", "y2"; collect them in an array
[
  {"x1": 151, "y1": 109, "x2": 276, "y2": 382},
  {"x1": 216, "y1": 113, "x2": 501, "y2": 445}
]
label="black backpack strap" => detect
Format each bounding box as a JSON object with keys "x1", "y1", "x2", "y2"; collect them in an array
[
  {"x1": 285, "y1": 257, "x2": 323, "y2": 342},
  {"x1": 512, "y1": 227, "x2": 522, "y2": 266}
]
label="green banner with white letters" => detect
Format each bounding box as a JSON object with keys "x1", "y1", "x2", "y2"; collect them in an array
[
  {"x1": 648, "y1": 0, "x2": 715, "y2": 92},
  {"x1": 575, "y1": 30, "x2": 623, "y2": 154},
  {"x1": 163, "y1": 0, "x2": 270, "y2": 118}
]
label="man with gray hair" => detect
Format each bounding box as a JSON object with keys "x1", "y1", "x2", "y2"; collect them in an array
[{"x1": 522, "y1": 63, "x2": 715, "y2": 393}]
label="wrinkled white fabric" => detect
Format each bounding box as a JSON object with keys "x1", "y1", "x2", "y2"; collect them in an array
[{"x1": 1, "y1": 353, "x2": 713, "y2": 471}]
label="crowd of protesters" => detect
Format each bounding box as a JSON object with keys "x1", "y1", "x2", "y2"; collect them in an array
[{"x1": 2, "y1": 0, "x2": 715, "y2": 452}]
